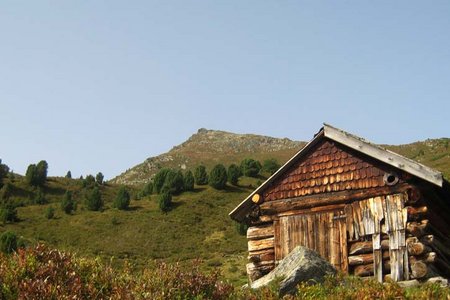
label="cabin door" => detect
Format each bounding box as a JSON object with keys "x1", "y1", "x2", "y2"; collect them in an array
[{"x1": 274, "y1": 210, "x2": 348, "y2": 272}]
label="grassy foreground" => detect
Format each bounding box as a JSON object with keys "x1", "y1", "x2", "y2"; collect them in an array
[
  {"x1": 1, "y1": 176, "x2": 259, "y2": 284},
  {"x1": 0, "y1": 244, "x2": 449, "y2": 300}
]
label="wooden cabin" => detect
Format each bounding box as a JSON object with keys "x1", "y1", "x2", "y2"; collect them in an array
[{"x1": 229, "y1": 124, "x2": 450, "y2": 283}]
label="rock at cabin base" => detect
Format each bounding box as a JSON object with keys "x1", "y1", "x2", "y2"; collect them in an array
[{"x1": 250, "y1": 246, "x2": 336, "y2": 296}]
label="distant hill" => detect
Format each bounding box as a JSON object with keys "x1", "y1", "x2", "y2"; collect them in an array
[
  {"x1": 111, "y1": 129, "x2": 450, "y2": 185},
  {"x1": 110, "y1": 128, "x2": 305, "y2": 185}
]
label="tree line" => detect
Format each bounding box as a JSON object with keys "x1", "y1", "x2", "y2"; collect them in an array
[{"x1": 137, "y1": 158, "x2": 281, "y2": 212}]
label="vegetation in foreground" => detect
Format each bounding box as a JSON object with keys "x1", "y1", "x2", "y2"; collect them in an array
[{"x1": 0, "y1": 244, "x2": 448, "y2": 300}]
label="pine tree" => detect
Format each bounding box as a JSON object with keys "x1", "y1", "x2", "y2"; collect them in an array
[
  {"x1": 153, "y1": 169, "x2": 170, "y2": 194},
  {"x1": 96, "y1": 172, "x2": 104, "y2": 185},
  {"x1": 0, "y1": 159, "x2": 9, "y2": 188},
  {"x1": 66, "y1": 171, "x2": 72, "y2": 179},
  {"x1": 162, "y1": 170, "x2": 184, "y2": 195},
  {"x1": 36, "y1": 160, "x2": 48, "y2": 186},
  {"x1": 227, "y1": 164, "x2": 241, "y2": 186},
  {"x1": 61, "y1": 190, "x2": 75, "y2": 214},
  {"x1": 25, "y1": 164, "x2": 38, "y2": 186},
  {"x1": 240, "y1": 158, "x2": 262, "y2": 177},
  {"x1": 114, "y1": 186, "x2": 130, "y2": 210},
  {"x1": 184, "y1": 170, "x2": 195, "y2": 191},
  {"x1": 194, "y1": 165, "x2": 208, "y2": 185},
  {"x1": 262, "y1": 158, "x2": 281, "y2": 175},
  {"x1": 158, "y1": 192, "x2": 172, "y2": 212},
  {"x1": 209, "y1": 164, "x2": 227, "y2": 190},
  {"x1": 142, "y1": 182, "x2": 153, "y2": 196},
  {"x1": 85, "y1": 187, "x2": 103, "y2": 211}
]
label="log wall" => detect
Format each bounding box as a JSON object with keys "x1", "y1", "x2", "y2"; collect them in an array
[{"x1": 246, "y1": 187, "x2": 450, "y2": 283}]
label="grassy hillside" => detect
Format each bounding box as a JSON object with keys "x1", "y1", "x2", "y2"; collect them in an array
[
  {"x1": 385, "y1": 138, "x2": 450, "y2": 180},
  {"x1": 0, "y1": 176, "x2": 262, "y2": 285}
]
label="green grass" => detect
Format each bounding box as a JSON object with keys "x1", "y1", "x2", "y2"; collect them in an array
[{"x1": 0, "y1": 176, "x2": 257, "y2": 285}]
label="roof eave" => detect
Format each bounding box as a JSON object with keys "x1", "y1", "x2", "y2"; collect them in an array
[
  {"x1": 229, "y1": 128, "x2": 326, "y2": 222},
  {"x1": 322, "y1": 123, "x2": 443, "y2": 187}
]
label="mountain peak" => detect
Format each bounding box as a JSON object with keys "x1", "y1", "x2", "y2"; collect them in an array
[{"x1": 110, "y1": 129, "x2": 305, "y2": 185}]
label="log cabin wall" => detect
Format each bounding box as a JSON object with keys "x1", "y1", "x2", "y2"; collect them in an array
[{"x1": 244, "y1": 137, "x2": 450, "y2": 283}]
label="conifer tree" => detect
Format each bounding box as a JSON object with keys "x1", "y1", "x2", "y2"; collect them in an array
[
  {"x1": 227, "y1": 164, "x2": 241, "y2": 186},
  {"x1": 184, "y1": 170, "x2": 195, "y2": 191},
  {"x1": 61, "y1": 190, "x2": 75, "y2": 214},
  {"x1": 209, "y1": 164, "x2": 227, "y2": 190},
  {"x1": 194, "y1": 165, "x2": 208, "y2": 185},
  {"x1": 114, "y1": 186, "x2": 130, "y2": 210},
  {"x1": 85, "y1": 187, "x2": 103, "y2": 211}
]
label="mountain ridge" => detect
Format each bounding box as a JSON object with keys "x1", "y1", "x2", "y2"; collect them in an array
[{"x1": 110, "y1": 129, "x2": 450, "y2": 186}]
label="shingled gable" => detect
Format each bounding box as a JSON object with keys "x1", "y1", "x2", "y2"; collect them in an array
[{"x1": 229, "y1": 123, "x2": 444, "y2": 222}]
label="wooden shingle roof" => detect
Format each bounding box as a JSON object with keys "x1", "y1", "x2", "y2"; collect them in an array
[{"x1": 229, "y1": 124, "x2": 444, "y2": 222}]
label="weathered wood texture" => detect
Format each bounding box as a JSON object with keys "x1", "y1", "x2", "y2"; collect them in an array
[
  {"x1": 274, "y1": 210, "x2": 347, "y2": 272},
  {"x1": 263, "y1": 139, "x2": 406, "y2": 201},
  {"x1": 343, "y1": 193, "x2": 409, "y2": 281},
  {"x1": 246, "y1": 224, "x2": 276, "y2": 282},
  {"x1": 247, "y1": 224, "x2": 274, "y2": 240},
  {"x1": 260, "y1": 184, "x2": 410, "y2": 217}
]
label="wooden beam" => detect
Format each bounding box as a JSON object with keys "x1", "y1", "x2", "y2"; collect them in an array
[
  {"x1": 248, "y1": 237, "x2": 274, "y2": 252},
  {"x1": 410, "y1": 261, "x2": 428, "y2": 279},
  {"x1": 252, "y1": 193, "x2": 262, "y2": 204},
  {"x1": 260, "y1": 184, "x2": 411, "y2": 215},
  {"x1": 407, "y1": 242, "x2": 432, "y2": 256},
  {"x1": 247, "y1": 224, "x2": 274, "y2": 240},
  {"x1": 406, "y1": 220, "x2": 429, "y2": 237},
  {"x1": 349, "y1": 240, "x2": 389, "y2": 255}
]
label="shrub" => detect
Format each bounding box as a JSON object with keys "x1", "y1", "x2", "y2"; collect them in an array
[
  {"x1": 82, "y1": 174, "x2": 96, "y2": 188},
  {"x1": 65, "y1": 170, "x2": 72, "y2": 179},
  {"x1": 61, "y1": 190, "x2": 75, "y2": 214},
  {"x1": 153, "y1": 168, "x2": 170, "y2": 194},
  {"x1": 0, "y1": 159, "x2": 9, "y2": 188},
  {"x1": 0, "y1": 231, "x2": 18, "y2": 253},
  {"x1": 0, "y1": 202, "x2": 18, "y2": 223},
  {"x1": 194, "y1": 165, "x2": 208, "y2": 185},
  {"x1": 209, "y1": 164, "x2": 227, "y2": 190},
  {"x1": 0, "y1": 245, "x2": 236, "y2": 299},
  {"x1": 1, "y1": 182, "x2": 12, "y2": 201},
  {"x1": 235, "y1": 222, "x2": 248, "y2": 236},
  {"x1": 184, "y1": 170, "x2": 195, "y2": 191},
  {"x1": 33, "y1": 188, "x2": 47, "y2": 205},
  {"x1": 85, "y1": 187, "x2": 103, "y2": 211},
  {"x1": 45, "y1": 206, "x2": 55, "y2": 219},
  {"x1": 142, "y1": 182, "x2": 153, "y2": 196},
  {"x1": 262, "y1": 158, "x2": 281, "y2": 175},
  {"x1": 158, "y1": 192, "x2": 172, "y2": 212},
  {"x1": 114, "y1": 186, "x2": 130, "y2": 210},
  {"x1": 240, "y1": 158, "x2": 262, "y2": 177},
  {"x1": 227, "y1": 164, "x2": 241, "y2": 186}
]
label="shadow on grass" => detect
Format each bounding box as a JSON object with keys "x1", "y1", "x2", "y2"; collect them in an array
[
  {"x1": 171, "y1": 200, "x2": 185, "y2": 209},
  {"x1": 224, "y1": 185, "x2": 248, "y2": 193},
  {"x1": 192, "y1": 187, "x2": 207, "y2": 193},
  {"x1": 126, "y1": 205, "x2": 144, "y2": 211}
]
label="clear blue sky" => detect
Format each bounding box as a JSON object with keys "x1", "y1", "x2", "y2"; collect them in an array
[{"x1": 1, "y1": 1, "x2": 449, "y2": 179}]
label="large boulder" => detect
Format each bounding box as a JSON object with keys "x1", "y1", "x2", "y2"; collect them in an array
[{"x1": 250, "y1": 246, "x2": 336, "y2": 296}]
